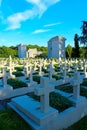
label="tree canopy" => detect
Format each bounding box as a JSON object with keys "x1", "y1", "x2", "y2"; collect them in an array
[{"x1": 66, "y1": 44, "x2": 72, "y2": 59}]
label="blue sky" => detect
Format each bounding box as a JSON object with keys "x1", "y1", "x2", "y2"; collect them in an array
[{"x1": 0, "y1": 0, "x2": 87, "y2": 47}]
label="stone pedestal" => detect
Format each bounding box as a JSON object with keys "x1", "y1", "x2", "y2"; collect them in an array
[
  {"x1": 28, "y1": 81, "x2": 37, "y2": 87},
  {"x1": 0, "y1": 85, "x2": 13, "y2": 100},
  {"x1": 69, "y1": 96, "x2": 87, "y2": 107},
  {"x1": 49, "y1": 78, "x2": 56, "y2": 84},
  {"x1": 8, "y1": 95, "x2": 58, "y2": 130}
]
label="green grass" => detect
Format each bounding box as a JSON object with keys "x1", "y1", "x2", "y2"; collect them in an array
[
  {"x1": 64, "y1": 116, "x2": 87, "y2": 130},
  {"x1": 0, "y1": 109, "x2": 33, "y2": 130},
  {"x1": 56, "y1": 85, "x2": 87, "y2": 97},
  {"x1": 7, "y1": 78, "x2": 27, "y2": 89},
  {"x1": 29, "y1": 92, "x2": 73, "y2": 112},
  {"x1": 0, "y1": 107, "x2": 87, "y2": 130}
]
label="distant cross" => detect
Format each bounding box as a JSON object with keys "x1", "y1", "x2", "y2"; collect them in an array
[
  {"x1": 62, "y1": 64, "x2": 67, "y2": 78},
  {"x1": 24, "y1": 62, "x2": 30, "y2": 78},
  {"x1": 29, "y1": 69, "x2": 34, "y2": 83},
  {"x1": 74, "y1": 62, "x2": 78, "y2": 73},
  {"x1": 34, "y1": 61, "x2": 37, "y2": 70},
  {"x1": 39, "y1": 62, "x2": 43, "y2": 76},
  {"x1": 48, "y1": 62, "x2": 54, "y2": 80}
]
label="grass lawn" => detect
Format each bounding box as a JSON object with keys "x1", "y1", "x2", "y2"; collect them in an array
[
  {"x1": 0, "y1": 109, "x2": 33, "y2": 130},
  {"x1": 56, "y1": 85, "x2": 87, "y2": 97},
  {"x1": 0, "y1": 109, "x2": 87, "y2": 130},
  {"x1": 64, "y1": 116, "x2": 87, "y2": 130}
]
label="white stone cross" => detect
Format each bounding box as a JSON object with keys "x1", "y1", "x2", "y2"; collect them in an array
[
  {"x1": 62, "y1": 64, "x2": 67, "y2": 77},
  {"x1": 29, "y1": 69, "x2": 34, "y2": 83},
  {"x1": 34, "y1": 77, "x2": 55, "y2": 113},
  {"x1": 43, "y1": 59, "x2": 47, "y2": 69},
  {"x1": 84, "y1": 61, "x2": 87, "y2": 78},
  {"x1": 2, "y1": 68, "x2": 7, "y2": 88},
  {"x1": 24, "y1": 62, "x2": 30, "y2": 78},
  {"x1": 34, "y1": 61, "x2": 37, "y2": 71},
  {"x1": 71, "y1": 72, "x2": 83, "y2": 99},
  {"x1": 74, "y1": 63, "x2": 78, "y2": 73},
  {"x1": 8, "y1": 55, "x2": 15, "y2": 77},
  {"x1": 39, "y1": 62, "x2": 43, "y2": 76},
  {"x1": 48, "y1": 62, "x2": 54, "y2": 80}
]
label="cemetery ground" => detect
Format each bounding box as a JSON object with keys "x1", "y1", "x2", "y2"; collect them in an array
[
  {"x1": 0, "y1": 79, "x2": 87, "y2": 130},
  {"x1": 0, "y1": 58, "x2": 87, "y2": 130}
]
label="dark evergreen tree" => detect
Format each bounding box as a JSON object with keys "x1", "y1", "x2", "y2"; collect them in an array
[
  {"x1": 74, "y1": 34, "x2": 80, "y2": 58},
  {"x1": 79, "y1": 21, "x2": 87, "y2": 57}
]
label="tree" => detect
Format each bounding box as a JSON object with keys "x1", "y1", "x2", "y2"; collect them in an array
[
  {"x1": 66, "y1": 44, "x2": 72, "y2": 59},
  {"x1": 0, "y1": 46, "x2": 18, "y2": 58},
  {"x1": 79, "y1": 21, "x2": 87, "y2": 57},
  {"x1": 79, "y1": 47, "x2": 86, "y2": 58},
  {"x1": 74, "y1": 34, "x2": 80, "y2": 58}
]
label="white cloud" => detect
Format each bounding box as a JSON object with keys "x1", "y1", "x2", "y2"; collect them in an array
[
  {"x1": 5, "y1": 0, "x2": 60, "y2": 30},
  {"x1": 26, "y1": 0, "x2": 60, "y2": 17},
  {"x1": 5, "y1": 9, "x2": 36, "y2": 30},
  {"x1": 32, "y1": 29, "x2": 51, "y2": 34},
  {"x1": 44, "y1": 22, "x2": 62, "y2": 27}
]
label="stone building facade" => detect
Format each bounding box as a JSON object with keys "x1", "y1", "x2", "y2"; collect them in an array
[
  {"x1": 27, "y1": 48, "x2": 42, "y2": 58},
  {"x1": 48, "y1": 36, "x2": 66, "y2": 59},
  {"x1": 18, "y1": 43, "x2": 26, "y2": 58}
]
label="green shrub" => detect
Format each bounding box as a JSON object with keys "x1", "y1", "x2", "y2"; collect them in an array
[
  {"x1": 56, "y1": 85, "x2": 87, "y2": 97},
  {"x1": 81, "y1": 80, "x2": 87, "y2": 86},
  {"x1": 33, "y1": 76, "x2": 40, "y2": 84},
  {"x1": 14, "y1": 67, "x2": 24, "y2": 71},
  {"x1": 50, "y1": 92, "x2": 73, "y2": 112},
  {"x1": 43, "y1": 74, "x2": 61, "y2": 80},
  {"x1": 67, "y1": 73, "x2": 73, "y2": 77},
  {"x1": 42, "y1": 67, "x2": 48, "y2": 73},
  {"x1": 52, "y1": 74, "x2": 61, "y2": 80},
  {"x1": 56, "y1": 85, "x2": 73, "y2": 93},
  {"x1": 12, "y1": 71, "x2": 24, "y2": 77},
  {"x1": 7, "y1": 78, "x2": 27, "y2": 89},
  {"x1": 33, "y1": 71, "x2": 38, "y2": 75},
  {"x1": 54, "y1": 64, "x2": 60, "y2": 72},
  {"x1": 80, "y1": 87, "x2": 87, "y2": 97}
]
